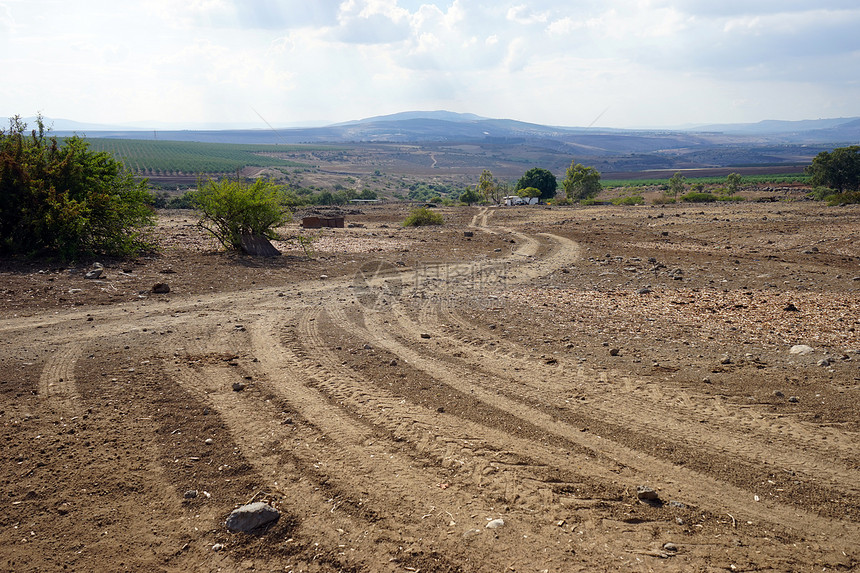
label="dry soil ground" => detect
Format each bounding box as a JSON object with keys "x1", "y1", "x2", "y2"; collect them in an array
[{"x1": 1, "y1": 200, "x2": 859, "y2": 572}]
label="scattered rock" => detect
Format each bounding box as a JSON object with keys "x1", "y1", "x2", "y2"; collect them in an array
[
  {"x1": 609, "y1": 348, "x2": 620, "y2": 357},
  {"x1": 184, "y1": 490, "x2": 198, "y2": 499},
  {"x1": 152, "y1": 283, "x2": 170, "y2": 294},
  {"x1": 463, "y1": 231, "x2": 474, "y2": 237},
  {"x1": 84, "y1": 269, "x2": 103, "y2": 279},
  {"x1": 212, "y1": 543, "x2": 225, "y2": 551},
  {"x1": 363, "y1": 343, "x2": 373, "y2": 350},
  {"x1": 668, "y1": 500, "x2": 686, "y2": 509},
  {"x1": 783, "y1": 303, "x2": 799, "y2": 312},
  {"x1": 232, "y1": 382, "x2": 246, "y2": 392},
  {"x1": 389, "y1": 359, "x2": 398, "y2": 367},
  {"x1": 462, "y1": 529, "x2": 482, "y2": 539},
  {"x1": 789, "y1": 345, "x2": 814, "y2": 356},
  {"x1": 319, "y1": 274, "x2": 328, "y2": 280},
  {"x1": 204, "y1": 438, "x2": 214, "y2": 445},
  {"x1": 485, "y1": 518, "x2": 505, "y2": 529},
  {"x1": 637, "y1": 486, "x2": 660, "y2": 502},
  {"x1": 420, "y1": 333, "x2": 431, "y2": 339},
  {"x1": 773, "y1": 390, "x2": 784, "y2": 397},
  {"x1": 817, "y1": 358, "x2": 831, "y2": 367},
  {"x1": 720, "y1": 355, "x2": 732, "y2": 365},
  {"x1": 702, "y1": 377, "x2": 711, "y2": 384},
  {"x1": 788, "y1": 396, "x2": 799, "y2": 403},
  {"x1": 637, "y1": 287, "x2": 651, "y2": 295},
  {"x1": 225, "y1": 502, "x2": 280, "y2": 533},
  {"x1": 663, "y1": 542, "x2": 678, "y2": 552}
]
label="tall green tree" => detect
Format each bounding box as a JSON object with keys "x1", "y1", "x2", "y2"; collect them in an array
[
  {"x1": 805, "y1": 146, "x2": 860, "y2": 192},
  {"x1": 725, "y1": 172, "x2": 743, "y2": 195},
  {"x1": 0, "y1": 115, "x2": 155, "y2": 259},
  {"x1": 476, "y1": 169, "x2": 500, "y2": 203},
  {"x1": 516, "y1": 167, "x2": 557, "y2": 201},
  {"x1": 667, "y1": 171, "x2": 686, "y2": 198},
  {"x1": 562, "y1": 161, "x2": 602, "y2": 201}
]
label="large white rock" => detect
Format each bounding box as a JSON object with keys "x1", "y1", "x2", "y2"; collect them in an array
[{"x1": 789, "y1": 345, "x2": 814, "y2": 356}]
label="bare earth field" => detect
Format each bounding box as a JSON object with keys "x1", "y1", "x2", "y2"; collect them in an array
[{"x1": 1, "y1": 200, "x2": 859, "y2": 572}]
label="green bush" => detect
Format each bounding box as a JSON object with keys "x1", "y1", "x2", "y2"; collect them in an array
[
  {"x1": 652, "y1": 196, "x2": 676, "y2": 205},
  {"x1": 580, "y1": 198, "x2": 607, "y2": 206},
  {"x1": 716, "y1": 195, "x2": 745, "y2": 202},
  {"x1": 193, "y1": 178, "x2": 291, "y2": 250},
  {"x1": 680, "y1": 192, "x2": 717, "y2": 203},
  {"x1": 808, "y1": 186, "x2": 836, "y2": 201},
  {"x1": 611, "y1": 195, "x2": 645, "y2": 206},
  {"x1": 0, "y1": 115, "x2": 155, "y2": 259},
  {"x1": 825, "y1": 191, "x2": 860, "y2": 206},
  {"x1": 402, "y1": 206, "x2": 443, "y2": 227}
]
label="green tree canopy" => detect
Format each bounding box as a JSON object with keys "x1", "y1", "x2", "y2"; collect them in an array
[
  {"x1": 725, "y1": 172, "x2": 743, "y2": 195},
  {"x1": 476, "y1": 169, "x2": 501, "y2": 203},
  {"x1": 193, "y1": 177, "x2": 291, "y2": 250},
  {"x1": 0, "y1": 115, "x2": 155, "y2": 259},
  {"x1": 516, "y1": 167, "x2": 557, "y2": 201},
  {"x1": 667, "y1": 171, "x2": 686, "y2": 198},
  {"x1": 805, "y1": 146, "x2": 860, "y2": 192},
  {"x1": 459, "y1": 187, "x2": 481, "y2": 205},
  {"x1": 518, "y1": 187, "x2": 542, "y2": 198},
  {"x1": 562, "y1": 161, "x2": 602, "y2": 201}
]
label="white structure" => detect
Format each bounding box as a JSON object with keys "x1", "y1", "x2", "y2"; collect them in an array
[{"x1": 503, "y1": 196, "x2": 539, "y2": 206}]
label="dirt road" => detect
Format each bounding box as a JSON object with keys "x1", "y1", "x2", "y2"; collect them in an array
[{"x1": 2, "y1": 203, "x2": 858, "y2": 572}]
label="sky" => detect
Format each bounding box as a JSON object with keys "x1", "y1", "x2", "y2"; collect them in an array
[{"x1": 2, "y1": 0, "x2": 859, "y2": 129}]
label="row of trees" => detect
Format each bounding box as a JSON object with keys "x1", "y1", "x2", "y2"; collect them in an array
[{"x1": 472, "y1": 160, "x2": 603, "y2": 205}]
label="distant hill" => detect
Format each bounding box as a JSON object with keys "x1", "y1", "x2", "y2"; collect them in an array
[
  {"x1": 7, "y1": 110, "x2": 858, "y2": 173},
  {"x1": 333, "y1": 110, "x2": 486, "y2": 126}
]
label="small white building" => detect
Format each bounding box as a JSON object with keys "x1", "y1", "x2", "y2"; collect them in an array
[{"x1": 503, "y1": 196, "x2": 539, "y2": 206}]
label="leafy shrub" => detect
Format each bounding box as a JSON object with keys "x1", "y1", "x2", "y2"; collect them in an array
[
  {"x1": 402, "y1": 206, "x2": 443, "y2": 227},
  {"x1": 808, "y1": 186, "x2": 836, "y2": 201},
  {"x1": 652, "y1": 196, "x2": 676, "y2": 205},
  {"x1": 552, "y1": 197, "x2": 571, "y2": 206},
  {"x1": 580, "y1": 198, "x2": 607, "y2": 206},
  {"x1": 825, "y1": 191, "x2": 860, "y2": 206},
  {"x1": 0, "y1": 115, "x2": 155, "y2": 259},
  {"x1": 611, "y1": 195, "x2": 644, "y2": 206},
  {"x1": 716, "y1": 195, "x2": 745, "y2": 202},
  {"x1": 680, "y1": 192, "x2": 717, "y2": 203},
  {"x1": 193, "y1": 178, "x2": 291, "y2": 250}
]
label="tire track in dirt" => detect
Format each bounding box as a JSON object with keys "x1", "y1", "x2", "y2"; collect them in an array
[
  {"x1": 418, "y1": 302, "x2": 860, "y2": 496},
  {"x1": 347, "y1": 299, "x2": 860, "y2": 545},
  {"x1": 167, "y1": 317, "x2": 419, "y2": 571},
  {"x1": 244, "y1": 308, "x2": 590, "y2": 571},
  {"x1": 38, "y1": 343, "x2": 84, "y2": 418}
]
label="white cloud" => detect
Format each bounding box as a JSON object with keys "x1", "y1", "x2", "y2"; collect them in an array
[{"x1": 1, "y1": 0, "x2": 859, "y2": 128}]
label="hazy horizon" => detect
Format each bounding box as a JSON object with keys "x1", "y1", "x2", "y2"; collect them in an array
[{"x1": 3, "y1": 2, "x2": 859, "y2": 130}]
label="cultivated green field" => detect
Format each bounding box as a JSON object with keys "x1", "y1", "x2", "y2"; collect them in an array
[
  {"x1": 603, "y1": 173, "x2": 809, "y2": 188},
  {"x1": 83, "y1": 139, "x2": 317, "y2": 175}
]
